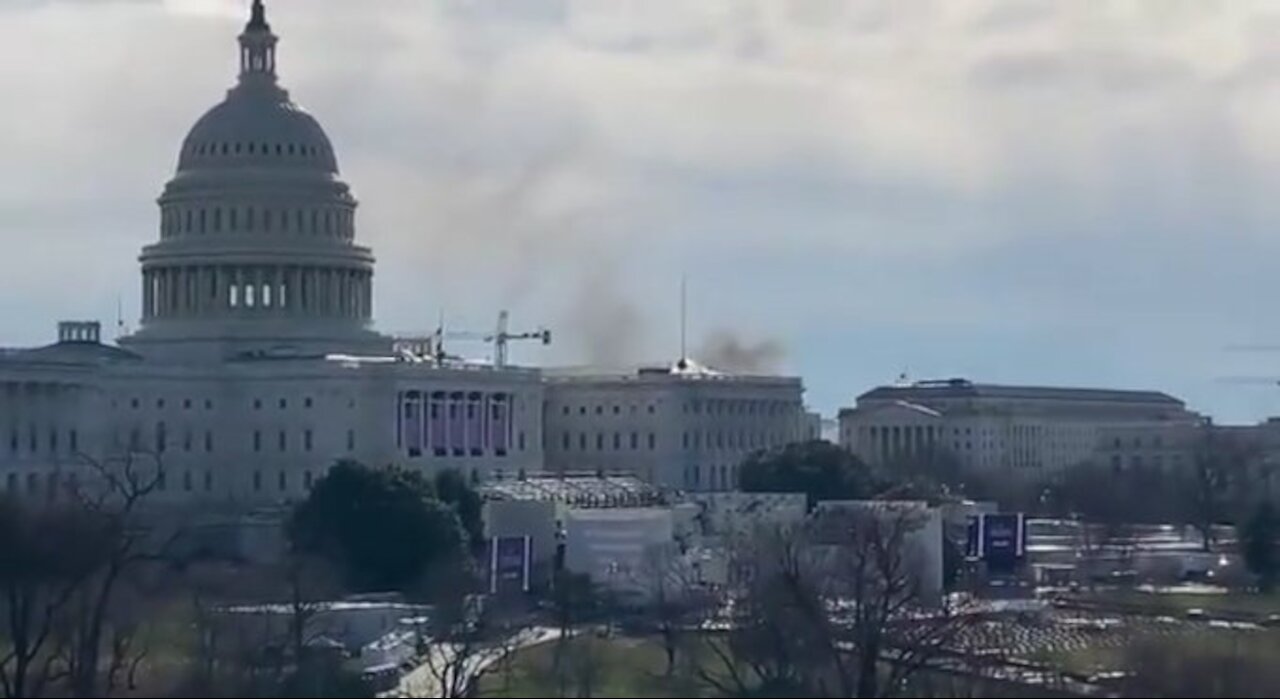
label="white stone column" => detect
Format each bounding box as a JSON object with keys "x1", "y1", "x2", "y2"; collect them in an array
[
  {"x1": 365, "y1": 272, "x2": 373, "y2": 319},
  {"x1": 341, "y1": 270, "x2": 351, "y2": 317},
  {"x1": 142, "y1": 270, "x2": 153, "y2": 320},
  {"x1": 322, "y1": 269, "x2": 333, "y2": 315},
  {"x1": 195, "y1": 263, "x2": 208, "y2": 312},
  {"x1": 276, "y1": 266, "x2": 287, "y2": 312},
  {"x1": 212, "y1": 266, "x2": 224, "y2": 313},
  {"x1": 175, "y1": 268, "x2": 185, "y2": 317},
  {"x1": 157, "y1": 269, "x2": 168, "y2": 317},
  {"x1": 314, "y1": 268, "x2": 324, "y2": 315},
  {"x1": 169, "y1": 268, "x2": 179, "y2": 316},
  {"x1": 296, "y1": 268, "x2": 306, "y2": 314}
]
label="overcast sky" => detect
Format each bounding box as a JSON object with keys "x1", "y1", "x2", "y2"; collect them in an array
[{"x1": 3, "y1": 0, "x2": 1280, "y2": 421}]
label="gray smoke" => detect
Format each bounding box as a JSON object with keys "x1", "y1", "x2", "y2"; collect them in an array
[
  {"x1": 697, "y1": 330, "x2": 786, "y2": 374},
  {"x1": 566, "y1": 260, "x2": 649, "y2": 367}
]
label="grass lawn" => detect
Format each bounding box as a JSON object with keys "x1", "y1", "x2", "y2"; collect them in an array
[
  {"x1": 475, "y1": 634, "x2": 707, "y2": 698},
  {"x1": 1078, "y1": 588, "x2": 1280, "y2": 618},
  {"x1": 476, "y1": 633, "x2": 1069, "y2": 698},
  {"x1": 1040, "y1": 628, "x2": 1280, "y2": 676},
  {"x1": 1039, "y1": 630, "x2": 1280, "y2": 696}
]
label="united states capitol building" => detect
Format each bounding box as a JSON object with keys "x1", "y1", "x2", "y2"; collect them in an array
[{"x1": 0, "y1": 3, "x2": 808, "y2": 514}]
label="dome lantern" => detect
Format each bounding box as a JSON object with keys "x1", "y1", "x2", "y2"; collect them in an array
[{"x1": 239, "y1": 1, "x2": 278, "y2": 82}]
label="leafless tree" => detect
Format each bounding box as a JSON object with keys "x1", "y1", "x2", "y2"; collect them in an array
[
  {"x1": 547, "y1": 570, "x2": 597, "y2": 696},
  {"x1": 0, "y1": 501, "x2": 113, "y2": 699},
  {"x1": 1184, "y1": 425, "x2": 1254, "y2": 552},
  {"x1": 0, "y1": 450, "x2": 171, "y2": 699},
  {"x1": 696, "y1": 506, "x2": 974, "y2": 698},
  {"x1": 416, "y1": 568, "x2": 528, "y2": 699},
  {"x1": 169, "y1": 552, "x2": 347, "y2": 698},
  {"x1": 46, "y1": 451, "x2": 168, "y2": 698},
  {"x1": 636, "y1": 545, "x2": 713, "y2": 678}
]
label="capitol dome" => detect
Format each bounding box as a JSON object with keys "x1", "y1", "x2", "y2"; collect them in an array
[
  {"x1": 122, "y1": 0, "x2": 387, "y2": 361},
  {"x1": 177, "y1": 88, "x2": 339, "y2": 174}
]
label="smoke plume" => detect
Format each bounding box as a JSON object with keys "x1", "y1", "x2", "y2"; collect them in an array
[
  {"x1": 566, "y1": 259, "x2": 650, "y2": 367},
  {"x1": 696, "y1": 330, "x2": 786, "y2": 374}
]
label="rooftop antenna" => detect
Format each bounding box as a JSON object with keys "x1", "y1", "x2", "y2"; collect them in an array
[
  {"x1": 679, "y1": 275, "x2": 688, "y2": 370},
  {"x1": 434, "y1": 308, "x2": 446, "y2": 362},
  {"x1": 115, "y1": 295, "x2": 125, "y2": 341}
]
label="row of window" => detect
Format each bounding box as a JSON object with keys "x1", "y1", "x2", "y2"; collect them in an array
[
  {"x1": 555, "y1": 399, "x2": 797, "y2": 419},
  {"x1": 562, "y1": 404, "x2": 657, "y2": 417},
  {"x1": 186, "y1": 140, "x2": 325, "y2": 160},
  {"x1": 681, "y1": 430, "x2": 782, "y2": 451},
  {"x1": 250, "y1": 429, "x2": 334, "y2": 453},
  {"x1": 117, "y1": 396, "x2": 339, "y2": 411},
  {"x1": 119, "y1": 397, "x2": 215, "y2": 410},
  {"x1": 115, "y1": 425, "x2": 354, "y2": 454},
  {"x1": 861, "y1": 424, "x2": 1095, "y2": 439},
  {"x1": 1111, "y1": 435, "x2": 1166, "y2": 449},
  {"x1": 1111, "y1": 453, "x2": 1184, "y2": 471},
  {"x1": 221, "y1": 273, "x2": 367, "y2": 314},
  {"x1": 559, "y1": 431, "x2": 655, "y2": 452},
  {"x1": 160, "y1": 204, "x2": 352, "y2": 239},
  {"x1": 8, "y1": 426, "x2": 78, "y2": 456},
  {"x1": 246, "y1": 469, "x2": 317, "y2": 493},
  {"x1": 682, "y1": 399, "x2": 795, "y2": 417},
  {"x1": 683, "y1": 463, "x2": 739, "y2": 491},
  {"x1": 2, "y1": 468, "x2": 319, "y2": 497}
]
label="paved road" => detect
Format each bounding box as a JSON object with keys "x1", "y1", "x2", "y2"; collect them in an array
[{"x1": 387, "y1": 626, "x2": 562, "y2": 698}]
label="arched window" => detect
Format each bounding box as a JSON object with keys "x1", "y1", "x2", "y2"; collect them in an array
[
  {"x1": 229, "y1": 285, "x2": 239, "y2": 308},
  {"x1": 229, "y1": 208, "x2": 238, "y2": 231},
  {"x1": 199, "y1": 209, "x2": 207, "y2": 233},
  {"x1": 264, "y1": 209, "x2": 272, "y2": 232},
  {"x1": 221, "y1": 143, "x2": 228, "y2": 155},
  {"x1": 275, "y1": 144, "x2": 283, "y2": 155},
  {"x1": 280, "y1": 210, "x2": 288, "y2": 231},
  {"x1": 311, "y1": 210, "x2": 318, "y2": 233},
  {"x1": 245, "y1": 284, "x2": 256, "y2": 308},
  {"x1": 212, "y1": 208, "x2": 221, "y2": 232},
  {"x1": 262, "y1": 284, "x2": 272, "y2": 308},
  {"x1": 288, "y1": 144, "x2": 295, "y2": 155},
  {"x1": 185, "y1": 209, "x2": 192, "y2": 232},
  {"x1": 234, "y1": 142, "x2": 241, "y2": 154},
  {"x1": 246, "y1": 207, "x2": 255, "y2": 230}
]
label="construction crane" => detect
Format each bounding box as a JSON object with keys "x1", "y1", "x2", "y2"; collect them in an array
[{"x1": 440, "y1": 311, "x2": 551, "y2": 369}]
